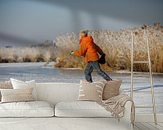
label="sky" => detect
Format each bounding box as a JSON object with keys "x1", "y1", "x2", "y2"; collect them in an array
[{"x1": 0, "y1": 0, "x2": 162, "y2": 46}]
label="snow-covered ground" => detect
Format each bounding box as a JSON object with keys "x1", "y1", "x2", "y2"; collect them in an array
[{"x1": 0, "y1": 62, "x2": 163, "y2": 113}]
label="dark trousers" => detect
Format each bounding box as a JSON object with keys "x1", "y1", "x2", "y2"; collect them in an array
[{"x1": 84, "y1": 61, "x2": 112, "y2": 82}]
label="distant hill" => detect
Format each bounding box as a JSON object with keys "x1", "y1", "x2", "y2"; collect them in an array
[
  {"x1": 30, "y1": 40, "x2": 56, "y2": 47},
  {"x1": 0, "y1": 32, "x2": 39, "y2": 47}
]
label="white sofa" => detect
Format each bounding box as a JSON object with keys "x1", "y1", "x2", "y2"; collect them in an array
[{"x1": 0, "y1": 82, "x2": 133, "y2": 130}]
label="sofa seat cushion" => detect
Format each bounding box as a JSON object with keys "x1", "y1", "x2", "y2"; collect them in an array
[
  {"x1": 55, "y1": 101, "x2": 112, "y2": 117},
  {"x1": 0, "y1": 101, "x2": 54, "y2": 117}
]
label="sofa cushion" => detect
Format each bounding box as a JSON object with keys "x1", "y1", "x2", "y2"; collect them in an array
[
  {"x1": 103, "y1": 80, "x2": 122, "y2": 100},
  {"x1": 0, "y1": 80, "x2": 13, "y2": 101},
  {"x1": 55, "y1": 101, "x2": 112, "y2": 117},
  {"x1": 78, "y1": 80, "x2": 105, "y2": 102},
  {"x1": 10, "y1": 78, "x2": 37, "y2": 100},
  {"x1": 1, "y1": 88, "x2": 34, "y2": 103},
  {"x1": 0, "y1": 101, "x2": 54, "y2": 117},
  {"x1": 0, "y1": 80, "x2": 13, "y2": 89}
]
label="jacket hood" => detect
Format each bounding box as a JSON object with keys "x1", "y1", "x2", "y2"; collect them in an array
[{"x1": 81, "y1": 35, "x2": 94, "y2": 43}]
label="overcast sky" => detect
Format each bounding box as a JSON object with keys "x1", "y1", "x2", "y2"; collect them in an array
[{"x1": 0, "y1": 0, "x2": 162, "y2": 44}]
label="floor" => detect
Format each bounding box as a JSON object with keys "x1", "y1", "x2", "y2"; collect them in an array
[
  {"x1": 134, "y1": 122, "x2": 163, "y2": 130},
  {"x1": 0, "y1": 118, "x2": 162, "y2": 130}
]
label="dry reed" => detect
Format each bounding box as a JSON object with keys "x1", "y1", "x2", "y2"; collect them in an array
[{"x1": 55, "y1": 24, "x2": 163, "y2": 73}]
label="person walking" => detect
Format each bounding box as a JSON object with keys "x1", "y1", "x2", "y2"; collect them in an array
[{"x1": 71, "y1": 30, "x2": 112, "y2": 82}]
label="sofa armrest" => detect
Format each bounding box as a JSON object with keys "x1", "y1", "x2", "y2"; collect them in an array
[
  {"x1": 119, "y1": 101, "x2": 134, "y2": 129},
  {"x1": 123, "y1": 101, "x2": 132, "y2": 122}
]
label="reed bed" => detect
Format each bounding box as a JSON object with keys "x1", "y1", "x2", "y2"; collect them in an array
[{"x1": 55, "y1": 24, "x2": 163, "y2": 73}]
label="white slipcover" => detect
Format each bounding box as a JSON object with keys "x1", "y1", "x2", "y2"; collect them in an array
[
  {"x1": 55, "y1": 101, "x2": 112, "y2": 117},
  {"x1": 0, "y1": 101, "x2": 54, "y2": 117}
]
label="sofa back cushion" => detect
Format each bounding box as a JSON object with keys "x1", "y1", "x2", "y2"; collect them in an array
[{"x1": 36, "y1": 83, "x2": 79, "y2": 105}]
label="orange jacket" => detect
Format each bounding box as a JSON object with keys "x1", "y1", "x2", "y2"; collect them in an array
[{"x1": 74, "y1": 36, "x2": 103, "y2": 63}]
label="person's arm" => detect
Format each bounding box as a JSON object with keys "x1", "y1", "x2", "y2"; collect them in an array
[
  {"x1": 94, "y1": 43, "x2": 104, "y2": 55},
  {"x1": 74, "y1": 42, "x2": 87, "y2": 57}
]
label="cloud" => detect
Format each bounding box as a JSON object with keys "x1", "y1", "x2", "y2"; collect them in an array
[{"x1": 0, "y1": 0, "x2": 162, "y2": 45}]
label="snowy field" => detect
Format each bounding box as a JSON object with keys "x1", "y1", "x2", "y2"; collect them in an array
[{"x1": 0, "y1": 62, "x2": 163, "y2": 113}]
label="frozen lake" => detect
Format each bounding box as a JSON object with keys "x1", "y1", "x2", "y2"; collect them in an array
[{"x1": 0, "y1": 62, "x2": 163, "y2": 113}]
